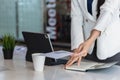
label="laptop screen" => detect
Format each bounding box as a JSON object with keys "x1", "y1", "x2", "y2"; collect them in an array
[{"x1": 22, "y1": 31, "x2": 54, "y2": 53}]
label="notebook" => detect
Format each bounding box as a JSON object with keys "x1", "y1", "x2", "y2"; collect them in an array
[
  {"x1": 22, "y1": 31, "x2": 72, "y2": 65},
  {"x1": 65, "y1": 59, "x2": 118, "y2": 72}
]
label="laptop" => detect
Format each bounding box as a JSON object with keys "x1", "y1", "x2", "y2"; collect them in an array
[{"x1": 22, "y1": 31, "x2": 69, "y2": 65}]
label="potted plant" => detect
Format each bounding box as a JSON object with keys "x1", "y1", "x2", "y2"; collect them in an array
[{"x1": 2, "y1": 34, "x2": 15, "y2": 59}]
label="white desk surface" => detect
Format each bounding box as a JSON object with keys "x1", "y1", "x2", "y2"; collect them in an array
[{"x1": 0, "y1": 46, "x2": 120, "y2": 80}]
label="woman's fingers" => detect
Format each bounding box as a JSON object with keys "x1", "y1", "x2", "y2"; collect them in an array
[
  {"x1": 65, "y1": 51, "x2": 83, "y2": 67},
  {"x1": 66, "y1": 53, "x2": 77, "y2": 65},
  {"x1": 65, "y1": 40, "x2": 92, "y2": 68},
  {"x1": 65, "y1": 44, "x2": 88, "y2": 68},
  {"x1": 66, "y1": 58, "x2": 77, "y2": 67},
  {"x1": 77, "y1": 57, "x2": 82, "y2": 66},
  {"x1": 65, "y1": 52, "x2": 78, "y2": 65},
  {"x1": 65, "y1": 56, "x2": 73, "y2": 66},
  {"x1": 81, "y1": 51, "x2": 87, "y2": 57},
  {"x1": 65, "y1": 56, "x2": 79, "y2": 67}
]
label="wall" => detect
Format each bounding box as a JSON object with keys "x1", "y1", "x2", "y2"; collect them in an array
[
  {"x1": 0, "y1": 0, "x2": 44, "y2": 40},
  {"x1": 0, "y1": 0, "x2": 16, "y2": 37}
]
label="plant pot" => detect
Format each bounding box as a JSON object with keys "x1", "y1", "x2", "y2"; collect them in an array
[{"x1": 2, "y1": 49, "x2": 14, "y2": 59}]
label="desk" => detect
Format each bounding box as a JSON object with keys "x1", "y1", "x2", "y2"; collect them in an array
[
  {"x1": 0, "y1": 58, "x2": 120, "y2": 80},
  {"x1": 0, "y1": 46, "x2": 120, "y2": 80}
]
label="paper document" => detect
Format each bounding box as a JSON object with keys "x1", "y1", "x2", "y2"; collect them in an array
[
  {"x1": 41, "y1": 50, "x2": 72, "y2": 59},
  {"x1": 66, "y1": 59, "x2": 118, "y2": 71}
]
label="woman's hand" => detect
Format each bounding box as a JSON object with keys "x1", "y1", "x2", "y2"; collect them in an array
[
  {"x1": 65, "y1": 39, "x2": 94, "y2": 68},
  {"x1": 65, "y1": 29, "x2": 101, "y2": 68}
]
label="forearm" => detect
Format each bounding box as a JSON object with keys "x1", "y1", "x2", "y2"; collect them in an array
[
  {"x1": 87, "y1": 29, "x2": 101, "y2": 42},
  {"x1": 73, "y1": 29, "x2": 101, "y2": 53}
]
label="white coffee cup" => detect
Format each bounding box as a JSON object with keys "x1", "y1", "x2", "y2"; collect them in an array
[{"x1": 32, "y1": 53, "x2": 46, "y2": 71}]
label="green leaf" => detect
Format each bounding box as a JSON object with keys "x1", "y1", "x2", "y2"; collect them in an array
[{"x1": 2, "y1": 33, "x2": 15, "y2": 50}]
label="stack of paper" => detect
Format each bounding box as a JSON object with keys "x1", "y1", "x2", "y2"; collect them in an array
[{"x1": 41, "y1": 50, "x2": 72, "y2": 59}]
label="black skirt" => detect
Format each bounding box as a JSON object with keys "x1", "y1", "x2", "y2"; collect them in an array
[{"x1": 85, "y1": 40, "x2": 120, "y2": 65}]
